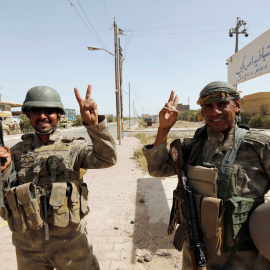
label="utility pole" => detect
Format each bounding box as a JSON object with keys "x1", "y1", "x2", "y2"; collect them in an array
[
  {"x1": 119, "y1": 48, "x2": 124, "y2": 138},
  {"x1": 229, "y1": 17, "x2": 249, "y2": 53},
  {"x1": 129, "y1": 82, "x2": 131, "y2": 129},
  {"x1": 0, "y1": 87, "x2": 2, "y2": 112},
  {"x1": 114, "y1": 19, "x2": 122, "y2": 144}
]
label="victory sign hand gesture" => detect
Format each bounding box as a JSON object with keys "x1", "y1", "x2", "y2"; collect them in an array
[
  {"x1": 74, "y1": 84, "x2": 98, "y2": 126},
  {"x1": 154, "y1": 90, "x2": 179, "y2": 147},
  {"x1": 159, "y1": 90, "x2": 179, "y2": 130}
]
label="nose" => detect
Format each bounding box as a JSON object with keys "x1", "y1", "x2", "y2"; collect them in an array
[
  {"x1": 38, "y1": 110, "x2": 47, "y2": 118},
  {"x1": 211, "y1": 104, "x2": 222, "y2": 115}
]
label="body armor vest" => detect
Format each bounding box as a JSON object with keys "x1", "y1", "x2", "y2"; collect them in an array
[
  {"x1": 12, "y1": 133, "x2": 80, "y2": 187},
  {"x1": 1, "y1": 133, "x2": 90, "y2": 233}
]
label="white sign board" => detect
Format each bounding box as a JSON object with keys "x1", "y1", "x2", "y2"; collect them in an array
[{"x1": 227, "y1": 29, "x2": 270, "y2": 85}]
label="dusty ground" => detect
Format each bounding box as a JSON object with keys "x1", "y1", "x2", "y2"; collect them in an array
[{"x1": 129, "y1": 173, "x2": 183, "y2": 270}]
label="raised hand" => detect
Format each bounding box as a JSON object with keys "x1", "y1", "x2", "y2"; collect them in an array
[
  {"x1": 74, "y1": 84, "x2": 98, "y2": 126},
  {"x1": 0, "y1": 146, "x2": 11, "y2": 172},
  {"x1": 159, "y1": 90, "x2": 179, "y2": 129},
  {"x1": 154, "y1": 90, "x2": 179, "y2": 147}
]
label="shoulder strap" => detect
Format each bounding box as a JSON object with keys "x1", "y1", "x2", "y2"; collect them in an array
[
  {"x1": 221, "y1": 127, "x2": 248, "y2": 166},
  {"x1": 21, "y1": 133, "x2": 35, "y2": 152}
]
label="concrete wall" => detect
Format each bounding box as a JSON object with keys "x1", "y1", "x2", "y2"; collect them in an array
[{"x1": 241, "y1": 92, "x2": 270, "y2": 115}]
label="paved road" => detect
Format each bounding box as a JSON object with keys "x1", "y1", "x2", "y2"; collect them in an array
[{"x1": 4, "y1": 120, "x2": 135, "y2": 148}]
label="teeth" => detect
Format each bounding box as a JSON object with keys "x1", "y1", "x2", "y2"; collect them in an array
[{"x1": 213, "y1": 119, "x2": 223, "y2": 122}]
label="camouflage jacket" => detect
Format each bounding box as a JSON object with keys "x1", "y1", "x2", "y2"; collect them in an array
[
  {"x1": 143, "y1": 125, "x2": 270, "y2": 269},
  {"x1": 4, "y1": 115, "x2": 117, "y2": 251},
  {"x1": 143, "y1": 125, "x2": 270, "y2": 199}
]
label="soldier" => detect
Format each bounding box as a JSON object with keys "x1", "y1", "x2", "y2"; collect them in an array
[
  {"x1": 142, "y1": 81, "x2": 270, "y2": 269},
  {"x1": 0, "y1": 84, "x2": 117, "y2": 270}
]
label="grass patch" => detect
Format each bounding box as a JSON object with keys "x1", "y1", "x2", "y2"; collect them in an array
[{"x1": 133, "y1": 131, "x2": 194, "y2": 171}]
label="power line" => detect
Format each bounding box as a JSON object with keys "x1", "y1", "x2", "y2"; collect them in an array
[
  {"x1": 131, "y1": 28, "x2": 227, "y2": 37},
  {"x1": 123, "y1": 18, "x2": 234, "y2": 32},
  {"x1": 130, "y1": 40, "x2": 219, "y2": 80},
  {"x1": 100, "y1": 0, "x2": 112, "y2": 25},
  {"x1": 68, "y1": 0, "x2": 108, "y2": 50},
  {"x1": 75, "y1": 0, "x2": 108, "y2": 50}
]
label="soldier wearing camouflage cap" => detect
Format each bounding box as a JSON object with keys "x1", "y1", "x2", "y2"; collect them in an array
[
  {"x1": 142, "y1": 81, "x2": 270, "y2": 269},
  {"x1": 0, "y1": 84, "x2": 117, "y2": 270}
]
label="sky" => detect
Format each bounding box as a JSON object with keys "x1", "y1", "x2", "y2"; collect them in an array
[{"x1": 1, "y1": 0, "x2": 270, "y2": 117}]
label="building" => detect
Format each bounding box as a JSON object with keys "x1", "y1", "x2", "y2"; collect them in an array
[
  {"x1": 240, "y1": 92, "x2": 270, "y2": 116},
  {"x1": 0, "y1": 101, "x2": 23, "y2": 123},
  {"x1": 176, "y1": 104, "x2": 190, "y2": 112},
  {"x1": 64, "y1": 108, "x2": 76, "y2": 120}
]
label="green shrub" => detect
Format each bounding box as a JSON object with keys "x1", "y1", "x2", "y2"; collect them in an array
[
  {"x1": 107, "y1": 115, "x2": 115, "y2": 123},
  {"x1": 135, "y1": 133, "x2": 147, "y2": 145},
  {"x1": 248, "y1": 115, "x2": 263, "y2": 128},
  {"x1": 240, "y1": 112, "x2": 251, "y2": 125},
  {"x1": 19, "y1": 114, "x2": 34, "y2": 132},
  {"x1": 73, "y1": 115, "x2": 83, "y2": 126},
  {"x1": 262, "y1": 115, "x2": 270, "y2": 129}
]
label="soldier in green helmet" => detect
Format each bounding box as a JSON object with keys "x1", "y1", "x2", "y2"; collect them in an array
[
  {"x1": 142, "y1": 81, "x2": 270, "y2": 269},
  {"x1": 0, "y1": 84, "x2": 117, "y2": 270}
]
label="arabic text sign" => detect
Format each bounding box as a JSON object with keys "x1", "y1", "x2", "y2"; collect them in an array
[{"x1": 227, "y1": 29, "x2": 270, "y2": 85}]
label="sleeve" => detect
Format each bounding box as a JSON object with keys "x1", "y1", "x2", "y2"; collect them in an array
[
  {"x1": 1, "y1": 162, "x2": 18, "y2": 191},
  {"x1": 73, "y1": 115, "x2": 117, "y2": 170},
  {"x1": 142, "y1": 142, "x2": 176, "y2": 177}
]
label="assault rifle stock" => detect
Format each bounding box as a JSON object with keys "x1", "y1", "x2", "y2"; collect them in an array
[{"x1": 170, "y1": 139, "x2": 206, "y2": 270}]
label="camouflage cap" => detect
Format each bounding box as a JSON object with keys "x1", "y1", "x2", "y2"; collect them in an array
[{"x1": 197, "y1": 81, "x2": 240, "y2": 106}]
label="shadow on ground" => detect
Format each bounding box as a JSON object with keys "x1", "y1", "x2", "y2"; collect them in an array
[{"x1": 130, "y1": 176, "x2": 182, "y2": 269}]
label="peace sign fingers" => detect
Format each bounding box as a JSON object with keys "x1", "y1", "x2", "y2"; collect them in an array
[
  {"x1": 74, "y1": 87, "x2": 84, "y2": 108},
  {"x1": 85, "y1": 84, "x2": 92, "y2": 101}
]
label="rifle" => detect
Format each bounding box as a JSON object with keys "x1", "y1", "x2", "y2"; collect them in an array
[{"x1": 170, "y1": 139, "x2": 206, "y2": 270}]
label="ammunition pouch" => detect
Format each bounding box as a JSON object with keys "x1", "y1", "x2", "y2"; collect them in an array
[
  {"x1": 16, "y1": 182, "x2": 44, "y2": 230},
  {"x1": 1, "y1": 181, "x2": 90, "y2": 233},
  {"x1": 80, "y1": 183, "x2": 90, "y2": 219},
  {"x1": 187, "y1": 165, "x2": 225, "y2": 259},
  {"x1": 193, "y1": 194, "x2": 224, "y2": 259},
  {"x1": 48, "y1": 182, "x2": 69, "y2": 227},
  {"x1": 223, "y1": 196, "x2": 262, "y2": 251}
]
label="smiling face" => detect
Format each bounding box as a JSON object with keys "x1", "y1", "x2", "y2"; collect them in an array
[
  {"x1": 201, "y1": 99, "x2": 240, "y2": 137},
  {"x1": 27, "y1": 108, "x2": 59, "y2": 134}
]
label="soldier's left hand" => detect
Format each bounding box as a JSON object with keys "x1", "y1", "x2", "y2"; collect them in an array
[
  {"x1": 74, "y1": 84, "x2": 98, "y2": 126},
  {"x1": 0, "y1": 146, "x2": 11, "y2": 172}
]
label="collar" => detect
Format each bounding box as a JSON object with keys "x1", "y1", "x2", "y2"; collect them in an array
[
  {"x1": 207, "y1": 125, "x2": 237, "y2": 152},
  {"x1": 34, "y1": 129, "x2": 62, "y2": 146}
]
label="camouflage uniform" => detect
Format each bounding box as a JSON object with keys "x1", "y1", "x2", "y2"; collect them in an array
[
  {"x1": 143, "y1": 125, "x2": 270, "y2": 269},
  {"x1": 2, "y1": 115, "x2": 116, "y2": 270}
]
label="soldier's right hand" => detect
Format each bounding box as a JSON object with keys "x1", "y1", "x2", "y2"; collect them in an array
[
  {"x1": 0, "y1": 146, "x2": 11, "y2": 172},
  {"x1": 158, "y1": 90, "x2": 179, "y2": 130}
]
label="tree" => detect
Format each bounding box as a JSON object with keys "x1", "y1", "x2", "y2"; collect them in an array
[{"x1": 19, "y1": 114, "x2": 34, "y2": 132}]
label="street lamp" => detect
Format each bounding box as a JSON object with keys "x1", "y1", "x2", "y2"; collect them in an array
[
  {"x1": 87, "y1": 45, "x2": 122, "y2": 145},
  {"x1": 87, "y1": 46, "x2": 115, "y2": 57}
]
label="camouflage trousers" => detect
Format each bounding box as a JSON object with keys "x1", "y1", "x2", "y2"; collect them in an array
[
  {"x1": 15, "y1": 232, "x2": 100, "y2": 270},
  {"x1": 182, "y1": 241, "x2": 270, "y2": 270}
]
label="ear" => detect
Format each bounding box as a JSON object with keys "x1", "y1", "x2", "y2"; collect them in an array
[{"x1": 235, "y1": 99, "x2": 241, "y2": 113}]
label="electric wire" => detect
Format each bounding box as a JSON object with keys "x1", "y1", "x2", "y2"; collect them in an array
[
  {"x1": 68, "y1": 0, "x2": 108, "y2": 51},
  {"x1": 100, "y1": 0, "x2": 112, "y2": 25},
  {"x1": 130, "y1": 40, "x2": 220, "y2": 80},
  {"x1": 123, "y1": 18, "x2": 234, "y2": 32},
  {"x1": 131, "y1": 28, "x2": 227, "y2": 37},
  {"x1": 75, "y1": 0, "x2": 108, "y2": 50}
]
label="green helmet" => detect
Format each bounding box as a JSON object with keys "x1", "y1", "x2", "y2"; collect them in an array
[{"x1": 22, "y1": 86, "x2": 65, "y2": 115}]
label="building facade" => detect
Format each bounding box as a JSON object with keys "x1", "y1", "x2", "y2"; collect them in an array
[{"x1": 240, "y1": 92, "x2": 270, "y2": 116}]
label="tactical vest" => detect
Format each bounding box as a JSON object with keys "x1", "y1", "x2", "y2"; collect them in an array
[
  {"x1": 186, "y1": 127, "x2": 263, "y2": 259},
  {"x1": 214, "y1": 127, "x2": 262, "y2": 251},
  {"x1": 1, "y1": 133, "x2": 90, "y2": 233}
]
